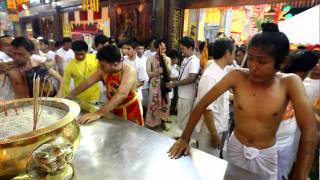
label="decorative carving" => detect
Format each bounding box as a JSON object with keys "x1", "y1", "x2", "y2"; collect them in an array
[{"x1": 27, "y1": 137, "x2": 74, "y2": 179}]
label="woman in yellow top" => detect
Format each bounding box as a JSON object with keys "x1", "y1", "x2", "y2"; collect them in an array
[{"x1": 63, "y1": 40, "x2": 101, "y2": 111}]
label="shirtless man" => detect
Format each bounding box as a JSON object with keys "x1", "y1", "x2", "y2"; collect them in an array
[
  {"x1": 66, "y1": 45, "x2": 144, "y2": 126},
  {"x1": 7, "y1": 37, "x2": 63, "y2": 99},
  {"x1": 168, "y1": 23, "x2": 318, "y2": 179}
]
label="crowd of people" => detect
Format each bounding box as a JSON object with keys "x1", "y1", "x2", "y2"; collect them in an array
[{"x1": 0, "y1": 22, "x2": 319, "y2": 179}]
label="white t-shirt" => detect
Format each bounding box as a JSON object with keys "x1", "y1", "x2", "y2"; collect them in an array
[
  {"x1": 224, "y1": 60, "x2": 240, "y2": 73},
  {"x1": 41, "y1": 50, "x2": 56, "y2": 61},
  {"x1": 194, "y1": 62, "x2": 230, "y2": 134},
  {"x1": 178, "y1": 55, "x2": 200, "y2": 100},
  {"x1": 143, "y1": 50, "x2": 156, "y2": 59},
  {"x1": 0, "y1": 51, "x2": 14, "y2": 100},
  {"x1": 0, "y1": 51, "x2": 12, "y2": 62},
  {"x1": 139, "y1": 56, "x2": 149, "y2": 89},
  {"x1": 56, "y1": 48, "x2": 75, "y2": 70},
  {"x1": 303, "y1": 77, "x2": 320, "y2": 104},
  {"x1": 124, "y1": 55, "x2": 149, "y2": 100},
  {"x1": 30, "y1": 54, "x2": 47, "y2": 63}
]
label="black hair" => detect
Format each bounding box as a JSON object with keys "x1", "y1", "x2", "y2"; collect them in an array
[
  {"x1": 154, "y1": 39, "x2": 166, "y2": 49},
  {"x1": 97, "y1": 44, "x2": 122, "y2": 63},
  {"x1": 249, "y1": 22, "x2": 290, "y2": 69},
  {"x1": 208, "y1": 42, "x2": 214, "y2": 57},
  {"x1": 55, "y1": 40, "x2": 63, "y2": 48},
  {"x1": 179, "y1": 36, "x2": 195, "y2": 49},
  {"x1": 136, "y1": 41, "x2": 145, "y2": 47},
  {"x1": 209, "y1": 38, "x2": 234, "y2": 59},
  {"x1": 118, "y1": 39, "x2": 128, "y2": 48},
  {"x1": 168, "y1": 49, "x2": 181, "y2": 60},
  {"x1": 72, "y1": 40, "x2": 89, "y2": 52},
  {"x1": 94, "y1": 34, "x2": 109, "y2": 47},
  {"x1": 122, "y1": 39, "x2": 138, "y2": 49},
  {"x1": 108, "y1": 37, "x2": 116, "y2": 45},
  {"x1": 62, "y1": 37, "x2": 72, "y2": 44},
  {"x1": 236, "y1": 45, "x2": 247, "y2": 54},
  {"x1": 11, "y1": 36, "x2": 35, "y2": 53},
  {"x1": 39, "y1": 38, "x2": 49, "y2": 45},
  {"x1": 199, "y1": 41, "x2": 205, "y2": 53},
  {"x1": 283, "y1": 50, "x2": 319, "y2": 73},
  {"x1": 297, "y1": 45, "x2": 306, "y2": 50}
]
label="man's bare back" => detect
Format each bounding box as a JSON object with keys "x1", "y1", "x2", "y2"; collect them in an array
[{"x1": 232, "y1": 69, "x2": 289, "y2": 149}]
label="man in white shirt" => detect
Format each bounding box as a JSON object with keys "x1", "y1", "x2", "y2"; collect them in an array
[
  {"x1": 39, "y1": 38, "x2": 56, "y2": 62},
  {"x1": 166, "y1": 37, "x2": 200, "y2": 130},
  {"x1": 0, "y1": 35, "x2": 15, "y2": 100},
  {"x1": 122, "y1": 40, "x2": 149, "y2": 104},
  {"x1": 143, "y1": 39, "x2": 157, "y2": 58},
  {"x1": 136, "y1": 42, "x2": 149, "y2": 109},
  {"x1": 55, "y1": 37, "x2": 75, "y2": 75},
  {"x1": 194, "y1": 38, "x2": 234, "y2": 157}
]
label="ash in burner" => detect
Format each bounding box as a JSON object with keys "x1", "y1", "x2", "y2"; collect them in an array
[{"x1": 0, "y1": 105, "x2": 67, "y2": 141}]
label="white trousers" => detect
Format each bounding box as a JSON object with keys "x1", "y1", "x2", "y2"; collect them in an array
[
  {"x1": 177, "y1": 98, "x2": 194, "y2": 130},
  {"x1": 226, "y1": 133, "x2": 278, "y2": 180}
]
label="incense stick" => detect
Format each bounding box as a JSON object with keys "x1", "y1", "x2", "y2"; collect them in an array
[
  {"x1": 1, "y1": 100, "x2": 8, "y2": 116},
  {"x1": 13, "y1": 102, "x2": 18, "y2": 115},
  {"x1": 37, "y1": 76, "x2": 49, "y2": 121},
  {"x1": 33, "y1": 76, "x2": 41, "y2": 130}
]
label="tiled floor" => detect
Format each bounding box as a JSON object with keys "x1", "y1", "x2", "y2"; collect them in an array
[{"x1": 159, "y1": 115, "x2": 182, "y2": 138}]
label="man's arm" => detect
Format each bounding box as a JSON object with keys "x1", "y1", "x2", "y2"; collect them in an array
[
  {"x1": 55, "y1": 55, "x2": 64, "y2": 75},
  {"x1": 62, "y1": 63, "x2": 72, "y2": 97},
  {"x1": 203, "y1": 110, "x2": 220, "y2": 148},
  {"x1": 48, "y1": 68, "x2": 63, "y2": 97},
  {"x1": 168, "y1": 70, "x2": 239, "y2": 158},
  {"x1": 286, "y1": 75, "x2": 318, "y2": 180},
  {"x1": 173, "y1": 73, "x2": 197, "y2": 87},
  {"x1": 77, "y1": 66, "x2": 137, "y2": 123},
  {"x1": 66, "y1": 70, "x2": 103, "y2": 99},
  {"x1": 146, "y1": 57, "x2": 157, "y2": 79}
]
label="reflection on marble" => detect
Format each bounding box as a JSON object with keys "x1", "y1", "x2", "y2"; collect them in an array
[{"x1": 73, "y1": 114, "x2": 263, "y2": 180}]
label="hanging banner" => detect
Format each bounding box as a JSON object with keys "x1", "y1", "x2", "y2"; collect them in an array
[
  {"x1": 63, "y1": 24, "x2": 71, "y2": 37},
  {"x1": 6, "y1": 0, "x2": 17, "y2": 10}
]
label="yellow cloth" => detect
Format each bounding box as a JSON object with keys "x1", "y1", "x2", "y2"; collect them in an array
[{"x1": 63, "y1": 54, "x2": 100, "y2": 103}]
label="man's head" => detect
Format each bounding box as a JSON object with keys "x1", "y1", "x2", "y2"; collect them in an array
[
  {"x1": 39, "y1": 38, "x2": 49, "y2": 52},
  {"x1": 10, "y1": 37, "x2": 35, "y2": 66},
  {"x1": 30, "y1": 38, "x2": 40, "y2": 55},
  {"x1": 62, "y1": 37, "x2": 72, "y2": 51},
  {"x1": 168, "y1": 49, "x2": 181, "y2": 65},
  {"x1": 118, "y1": 39, "x2": 129, "y2": 56},
  {"x1": 122, "y1": 40, "x2": 137, "y2": 59},
  {"x1": 72, "y1": 40, "x2": 88, "y2": 61},
  {"x1": 310, "y1": 50, "x2": 320, "y2": 79},
  {"x1": 247, "y1": 22, "x2": 290, "y2": 83},
  {"x1": 149, "y1": 39, "x2": 157, "y2": 51},
  {"x1": 54, "y1": 40, "x2": 63, "y2": 51},
  {"x1": 209, "y1": 38, "x2": 235, "y2": 65},
  {"x1": 282, "y1": 50, "x2": 318, "y2": 80},
  {"x1": 179, "y1": 36, "x2": 195, "y2": 57},
  {"x1": 155, "y1": 39, "x2": 167, "y2": 56},
  {"x1": 235, "y1": 45, "x2": 247, "y2": 65},
  {"x1": 136, "y1": 42, "x2": 145, "y2": 58},
  {"x1": 97, "y1": 45, "x2": 123, "y2": 73},
  {"x1": 94, "y1": 34, "x2": 109, "y2": 51},
  {"x1": 0, "y1": 35, "x2": 13, "y2": 55}
]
